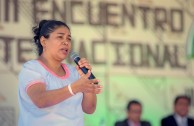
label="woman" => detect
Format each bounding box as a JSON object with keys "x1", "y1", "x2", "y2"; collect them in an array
[{"x1": 18, "y1": 20, "x2": 103, "y2": 126}]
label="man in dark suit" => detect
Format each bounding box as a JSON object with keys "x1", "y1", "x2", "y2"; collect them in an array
[
  {"x1": 161, "y1": 95, "x2": 194, "y2": 126},
  {"x1": 115, "y1": 100, "x2": 151, "y2": 126}
]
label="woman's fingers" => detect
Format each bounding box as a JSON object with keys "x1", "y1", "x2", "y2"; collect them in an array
[
  {"x1": 93, "y1": 85, "x2": 103, "y2": 94},
  {"x1": 76, "y1": 65, "x2": 91, "y2": 77},
  {"x1": 78, "y1": 58, "x2": 92, "y2": 70},
  {"x1": 78, "y1": 58, "x2": 87, "y2": 66},
  {"x1": 86, "y1": 84, "x2": 103, "y2": 94},
  {"x1": 76, "y1": 65, "x2": 83, "y2": 75},
  {"x1": 82, "y1": 80, "x2": 103, "y2": 94},
  {"x1": 85, "y1": 70, "x2": 91, "y2": 78},
  {"x1": 77, "y1": 70, "x2": 102, "y2": 94}
]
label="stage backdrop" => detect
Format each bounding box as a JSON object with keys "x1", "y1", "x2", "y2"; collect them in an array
[{"x1": 0, "y1": 0, "x2": 194, "y2": 126}]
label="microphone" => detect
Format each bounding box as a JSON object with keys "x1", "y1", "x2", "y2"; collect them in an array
[{"x1": 70, "y1": 52, "x2": 98, "y2": 84}]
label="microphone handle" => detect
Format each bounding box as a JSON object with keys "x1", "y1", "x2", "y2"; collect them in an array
[
  {"x1": 74, "y1": 57, "x2": 98, "y2": 84},
  {"x1": 80, "y1": 67, "x2": 96, "y2": 79}
]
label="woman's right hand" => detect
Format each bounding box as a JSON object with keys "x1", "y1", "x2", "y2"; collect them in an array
[{"x1": 72, "y1": 70, "x2": 102, "y2": 94}]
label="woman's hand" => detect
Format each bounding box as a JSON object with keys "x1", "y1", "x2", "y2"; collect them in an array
[
  {"x1": 73, "y1": 70, "x2": 102, "y2": 94},
  {"x1": 72, "y1": 58, "x2": 103, "y2": 94},
  {"x1": 72, "y1": 58, "x2": 102, "y2": 114},
  {"x1": 76, "y1": 58, "x2": 92, "y2": 76}
]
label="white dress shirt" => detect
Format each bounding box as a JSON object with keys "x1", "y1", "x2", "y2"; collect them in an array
[
  {"x1": 128, "y1": 120, "x2": 141, "y2": 126},
  {"x1": 174, "y1": 114, "x2": 188, "y2": 126}
]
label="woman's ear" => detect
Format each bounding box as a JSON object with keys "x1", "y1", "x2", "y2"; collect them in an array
[{"x1": 40, "y1": 36, "x2": 47, "y2": 47}]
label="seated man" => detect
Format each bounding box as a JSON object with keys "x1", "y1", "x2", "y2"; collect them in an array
[
  {"x1": 161, "y1": 95, "x2": 194, "y2": 126},
  {"x1": 115, "y1": 100, "x2": 151, "y2": 126}
]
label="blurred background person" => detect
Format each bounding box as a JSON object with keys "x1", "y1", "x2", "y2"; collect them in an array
[
  {"x1": 115, "y1": 100, "x2": 151, "y2": 126},
  {"x1": 161, "y1": 95, "x2": 194, "y2": 126}
]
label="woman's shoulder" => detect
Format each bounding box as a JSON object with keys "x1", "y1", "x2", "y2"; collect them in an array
[{"x1": 22, "y1": 59, "x2": 40, "y2": 70}]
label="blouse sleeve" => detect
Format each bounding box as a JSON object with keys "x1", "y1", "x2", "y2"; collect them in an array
[{"x1": 18, "y1": 62, "x2": 46, "y2": 92}]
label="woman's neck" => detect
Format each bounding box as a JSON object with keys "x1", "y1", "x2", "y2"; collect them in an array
[{"x1": 38, "y1": 55, "x2": 62, "y2": 73}]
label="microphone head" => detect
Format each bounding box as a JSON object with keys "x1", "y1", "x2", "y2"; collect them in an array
[{"x1": 70, "y1": 51, "x2": 79, "y2": 60}]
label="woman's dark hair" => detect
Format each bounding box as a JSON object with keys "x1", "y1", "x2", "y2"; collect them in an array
[{"x1": 32, "y1": 20, "x2": 70, "y2": 56}]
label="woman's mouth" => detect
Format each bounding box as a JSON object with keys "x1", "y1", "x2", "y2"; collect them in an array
[{"x1": 60, "y1": 48, "x2": 69, "y2": 55}]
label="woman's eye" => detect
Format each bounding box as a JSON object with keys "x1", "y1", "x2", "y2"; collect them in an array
[{"x1": 58, "y1": 36, "x2": 63, "y2": 39}]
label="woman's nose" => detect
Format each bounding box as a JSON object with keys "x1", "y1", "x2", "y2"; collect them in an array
[{"x1": 62, "y1": 41, "x2": 68, "y2": 45}]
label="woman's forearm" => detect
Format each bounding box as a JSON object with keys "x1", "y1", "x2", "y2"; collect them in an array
[
  {"x1": 82, "y1": 93, "x2": 97, "y2": 114},
  {"x1": 27, "y1": 82, "x2": 81, "y2": 108}
]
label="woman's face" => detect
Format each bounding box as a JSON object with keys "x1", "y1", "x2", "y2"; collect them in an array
[{"x1": 41, "y1": 26, "x2": 71, "y2": 61}]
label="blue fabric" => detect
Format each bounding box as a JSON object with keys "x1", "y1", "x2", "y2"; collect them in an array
[{"x1": 18, "y1": 60, "x2": 84, "y2": 126}]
